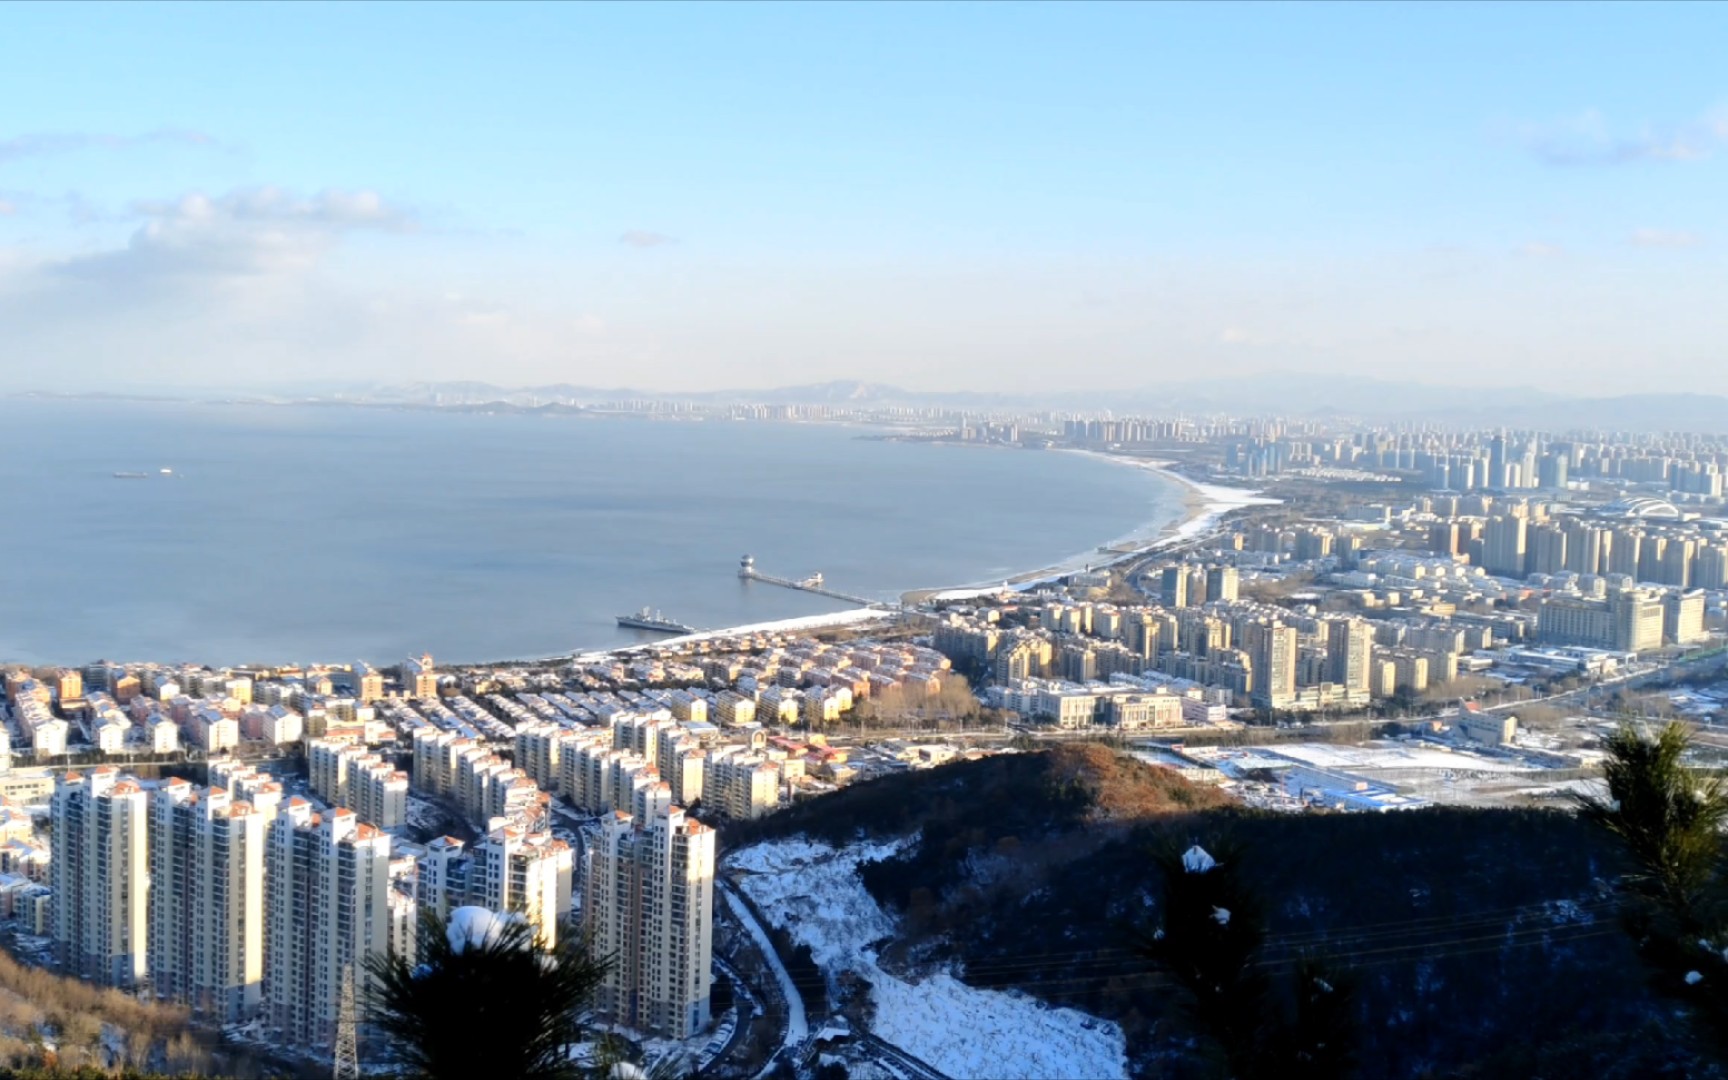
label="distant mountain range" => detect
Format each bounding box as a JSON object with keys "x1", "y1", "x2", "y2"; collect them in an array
[{"x1": 15, "y1": 375, "x2": 1728, "y2": 431}]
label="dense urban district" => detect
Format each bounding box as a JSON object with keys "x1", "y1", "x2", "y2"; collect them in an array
[{"x1": 8, "y1": 402, "x2": 1728, "y2": 1077}]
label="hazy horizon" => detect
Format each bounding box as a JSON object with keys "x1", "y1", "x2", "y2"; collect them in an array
[{"x1": 3, "y1": 2, "x2": 1726, "y2": 396}]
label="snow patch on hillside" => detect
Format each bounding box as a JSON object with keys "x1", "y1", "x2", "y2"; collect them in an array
[{"x1": 729, "y1": 837, "x2": 1129, "y2": 1080}]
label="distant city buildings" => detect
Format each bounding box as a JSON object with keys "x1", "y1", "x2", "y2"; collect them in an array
[{"x1": 18, "y1": 407, "x2": 1728, "y2": 1064}]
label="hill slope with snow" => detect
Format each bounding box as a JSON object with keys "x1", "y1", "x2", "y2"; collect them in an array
[
  {"x1": 718, "y1": 743, "x2": 1682, "y2": 1077},
  {"x1": 729, "y1": 837, "x2": 1129, "y2": 1080}
]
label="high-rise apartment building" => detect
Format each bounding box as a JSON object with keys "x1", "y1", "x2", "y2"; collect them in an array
[
  {"x1": 1664, "y1": 590, "x2": 1708, "y2": 647},
  {"x1": 586, "y1": 805, "x2": 715, "y2": 1039},
  {"x1": 148, "y1": 780, "x2": 277, "y2": 1021},
  {"x1": 1204, "y1": 566, "x2": 1240, "y2": 603},
  {"x1": 1608, "y1": 528, "x2": 1643, "y2": 577},
  {"x1": 1325, "y1": 618, "x2": 1374, "y2": 694},
  {"x1": 1483, "y1": 516, "x2": 1528, "y2": 578},
  {"x1": 515, "y1": 722, "x2": 567, "y2": 793},
  {"x1": 1528, "y1": 524, "x2": 1567, "y2": 576},
  {"x1": 415, "y1": 835, "x2": 469, "y2": 926},
  {"x1": 1639, "y1": 536, "x2": 1668, "y2": 585},
  {"x1": 1562, "y1": 520, "x2": 1610, "y2": 576},
  {"x1": 471, "y1": 826, "x2": 573, "y2": 948},
  {"x1": 309, "y1": 737, "x2": 408, "y2": 829},
  {"x1": 1696, "y1": 544, "x2": 1728, "y2": 590},
  {"x1": 1661, "y1": 538, "x2": 1695, "y2": 588},
  {"x1": 1243, "y1": 621, "x2": 1297, "y2": 710},
  {"x1": 264, "y1": 801, "x2": 393, "y2": 1051},
  {"x1": 50, "y1": 768, "x2": 149, "y2": 988},
  {"x1": 1160, "y1": 566, "x2": 1189, "y2": 608}
]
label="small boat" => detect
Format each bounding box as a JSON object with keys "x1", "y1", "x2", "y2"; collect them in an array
[
  {"x1": 112, "y1": 471, "x2": 149, "y2": 479},
  {"x1": 616, "y1": 607, "x2": 696, "y2": 634}
]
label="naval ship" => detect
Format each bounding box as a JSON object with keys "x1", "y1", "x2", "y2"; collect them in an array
[{"x1": 615, "y1": 607, "x2": 696, "y2": 634}]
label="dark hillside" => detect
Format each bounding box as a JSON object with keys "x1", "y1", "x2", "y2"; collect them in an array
[
  {"x1": 952, "y1": 806, "x2": 1654, "y2": 1078},
  {"x1": 720, "y1": 743, "x2": 1231, "y2": 853},
  {"x1": 722, "y1": 745, "x2": 1682, "y2": 1078}
]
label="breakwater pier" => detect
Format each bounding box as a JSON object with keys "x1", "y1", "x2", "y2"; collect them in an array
[{"x1": 736, "y1": 555, "x2": 892, "y2": 608}]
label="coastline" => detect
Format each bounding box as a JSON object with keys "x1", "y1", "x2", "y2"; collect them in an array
[
  {"x1": 606, "y1": 453, "x2": 1277, "y2": 655},
  {"x1": 902, "y1": 453, "x2": 1277, "y2": 605},
  {"x1": 574, "y1": 607, "x2": 898, "y2": 661},
  {"x1": 2, "y1": 426, "x2": 1274, "y2": 669}
]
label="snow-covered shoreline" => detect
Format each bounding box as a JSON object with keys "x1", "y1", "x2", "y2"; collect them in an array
[
  {"x1": 919, "y1": 454, "x2": 1278, "y2": 602},
  {"x1": 572, "y1": 453, "x2": 1274, "y2": 658},
  {"x1": 573, "y1": 608, "x2": 895, "y2": 662}
]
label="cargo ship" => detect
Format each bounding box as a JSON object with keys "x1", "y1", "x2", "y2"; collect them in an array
[{"x1": 616, "y1": 607, "x2": 696, "y2": 634}]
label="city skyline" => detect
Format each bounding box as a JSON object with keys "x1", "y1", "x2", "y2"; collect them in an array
[
  {"x1": 2, "y1": 2, "x2": 1726, "y2": 394},
  {"x1": 14, "y1": 406, "x2": 1728, "y2": 1074},
  {"x1": 11, "y1": 5, "x2": 1728, "y2": 1073}
]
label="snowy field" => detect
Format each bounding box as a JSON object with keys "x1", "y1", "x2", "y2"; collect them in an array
[
  {"x1": 1259, "y1": 742, "x2": 1533, "y2": 774},
  {"x1": 728, "y1": 838, "x2": 1129, "y2": 1080}
]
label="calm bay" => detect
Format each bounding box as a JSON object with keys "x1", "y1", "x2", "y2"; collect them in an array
[{"x1": 0, "y1": 400, "x2": 1187, "y2": 666}]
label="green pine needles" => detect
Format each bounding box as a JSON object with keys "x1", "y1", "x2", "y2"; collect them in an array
[
  {"x1": 1577, "y1": 721, "x2": 1728, "y2": 1058},
  {"x1": 364, "y1": 911, "x2": 611, "y2": 1080}
]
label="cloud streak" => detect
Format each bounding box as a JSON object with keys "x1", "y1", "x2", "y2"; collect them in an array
[
  {"x1": 619, "y1": 230, "x2": 676, "y2": 248},
  {"x1": 1514, "y1": 241, "x2": 1565, "y2": 259},
  {"x1": 1523, "y1": 108, "x2": 1727, "y2": 166},
  {"x1": 1630, "y1": 228, "x2": 1702, "y2": 249},
  {"x1": 0, "y1": 129, "x2": 227, "y2": 166}
]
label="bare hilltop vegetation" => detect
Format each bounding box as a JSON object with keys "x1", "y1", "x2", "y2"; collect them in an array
[{"x1": 0, "y1": 945, "x2": 214, "y2": 1075}]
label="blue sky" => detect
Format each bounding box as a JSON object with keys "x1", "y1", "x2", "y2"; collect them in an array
[{"x1": 1, "y1": 1, "x2": 1724, "y2": 393}]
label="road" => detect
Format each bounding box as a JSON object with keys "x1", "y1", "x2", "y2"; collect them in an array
[
  {"x1": 855, "y1": 1032, "x2": 952, "y2": 1080},
  {"x1": 716, "y1": 875, "x2": 959, "y2": 1080},
  {"x1": 692, "y1": 956, "x2": 758, "y2": 1078},
  {"x1": 716, "y1": 879, "x2": 807, "y2": 1080}
]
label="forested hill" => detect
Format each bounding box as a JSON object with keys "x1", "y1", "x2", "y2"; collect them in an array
[{"x1": 721, "y1": 745, "x2": 1693, "y2": 1078}]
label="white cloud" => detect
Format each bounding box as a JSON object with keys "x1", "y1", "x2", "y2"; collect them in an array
[
  {"x1": 56, "y1": 187, "x2": 412, "y2": 280},
  {"x1": 1218, "y1": 327, "x2": 1257, "y2": 345},
  {"x1": 1630, "y1": 228, "x2": 1702, "y2": 249},
  {"x1": 0, "y1": 184, "x2": 629, "y2": 390}
]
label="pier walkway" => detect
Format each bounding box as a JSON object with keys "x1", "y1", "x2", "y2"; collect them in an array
[{"x1": 736, "y1": 555, "x2": 894, "y2": 609}]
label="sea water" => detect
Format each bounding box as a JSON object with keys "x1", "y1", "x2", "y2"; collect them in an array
[{"x1": 0, "y1": 399, "x2": 1185, "y2": 666}]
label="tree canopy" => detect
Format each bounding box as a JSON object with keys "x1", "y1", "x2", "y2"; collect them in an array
[{"x1": 365, "y1": 910, "x2": 611, "y2": 1080}]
